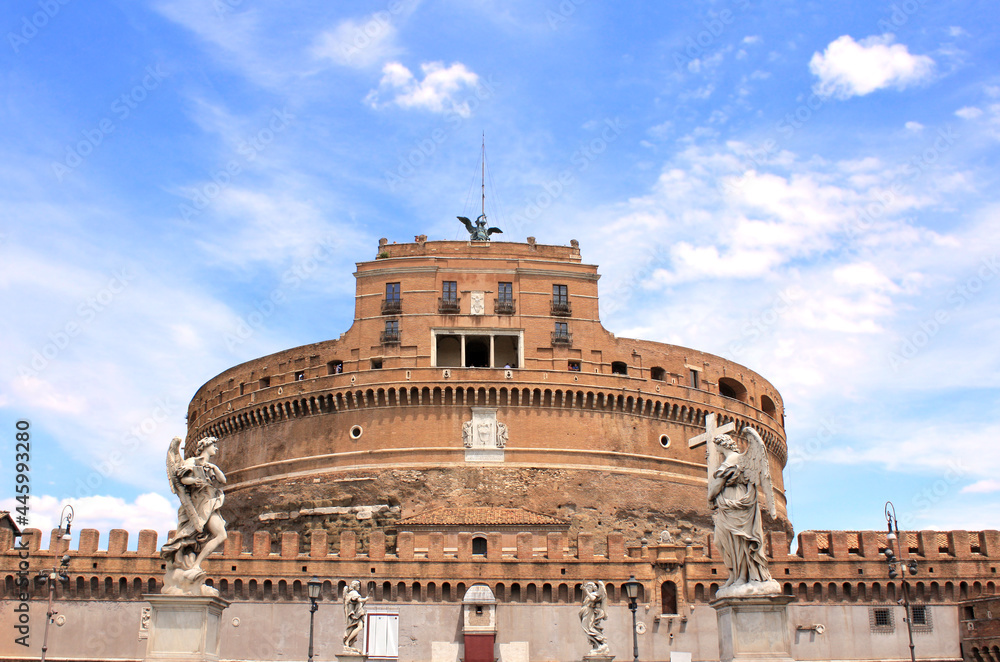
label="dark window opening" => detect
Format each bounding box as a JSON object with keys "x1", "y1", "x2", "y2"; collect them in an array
[
  {"x1": 382, "y1": 282, "x2": 402, "y2": 314},
  {"x1": 465, "y1": 337, "x2": 490, "y2": 368},
  {"x1": 436, "y1": 335, "x2": 462, "y2": 367},
  {"x1": 381, "y1": 320, "x2": 400, "y2": 344},
  {"x1": 327, "y1": 360, "x2": 344, "y2": 375},
  {"x1": 551, "y1": 284, "x2": 570, "y2": 315},
  {"x1": 611, "y1": 361, "x2": 628, "y2": 375},
  {"x1": 873, "y1": 607, "x2": 892, "y2": 627},
  {"x1": 259, "y1": 376, "x2": 271, "y2": 389},
  {"x1": 661, "y1": 581, "x2": 678, "y2": 615},
  {"x1": 295, "y1": 371, "x2": 305, "y2": 381},
  {"x1": 651, "y1": 366, "x2": 666, "y2": 381},
  {"x1": 568, "y1": 360, "x2": 581, "y2": 371},
  {"x1": 472, "y1": 537, "x2": 487, "y2": 555},
  {"x1": 370, "y1": 358, "x2": 383, "y2": 370},
  {"x1": 761, "y1": 394, "x2": 777, "y2": 418},
  {"x1": 911, "y1": 605, "x2": 927, "y2": 626},
  {"x1": 552, "y1": 322, "x2": 571, "y2": 345}
]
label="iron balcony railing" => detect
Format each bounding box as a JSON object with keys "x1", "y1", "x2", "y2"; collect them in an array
[
  {"x1": 494, "y1": 298, "x2": 516, "y2": 315},
  {"x1": 551, "y1": 300, "x2": 572, "y2": 316},
  {"x1": 380, "y1": 329, "x2": 401, "y2": 344},
  {"x1": 438, "y1": 297, "x2": 461, "y2": 314},
  {"x1": 551, "y1": 331, "x2": 573, "y2": 345},
  {"x1": 381, "y1": 298, "x2": 402, "y2": 315}
]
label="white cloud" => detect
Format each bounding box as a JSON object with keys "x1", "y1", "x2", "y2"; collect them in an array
[
  {"x1": 904, "y1": 121, "x2": 924, "y2": 132},
  {"x1": 365, "y1": 61, "x2": 482, "y2": 116},
  {"x1": 955, "y1": 106, "x2": 983, "y2": 119},
  {"x1": 313, "y1": 15, "x2": 402, "y2": 68},
  {"x1": 742, "y1": 35, "x2": 762, "y2": 45},
  {"x1": 947, "y1": 26, "x2": 968, "y2": 38},
  {"x1": 809, "y1": 34, "x2": 934, "y2": 99},
  {"x1": 962, "y1": 479, "x2": 1000, "y2": 494},
  {"x1": 0, "y1": 493, "x2": 176, "y2": 550}
]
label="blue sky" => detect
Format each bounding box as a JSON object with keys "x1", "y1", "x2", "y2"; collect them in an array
[{"x1": 2, "y1": 0, "x2": 999, "y2": 548}]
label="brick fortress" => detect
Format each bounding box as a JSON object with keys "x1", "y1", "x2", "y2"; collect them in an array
[{"x1": 2, "y1": 235, "x2": 998, "y2": 662}]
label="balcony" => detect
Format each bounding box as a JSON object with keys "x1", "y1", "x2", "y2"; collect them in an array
[
  {"x1": 438, "y1": 297, "x2": 461, "y2": 314},
  {"x1": 381, "y1": 298, "x2": 402, "y2": 315},
  {"x1": 551, "y1": 331, "x2": 573, "y2": 346},
  {"x1": 494, "y1": 298, "x2": 516, "y2": 315},
  {"x1": 380, "y1": 329, "x2": 401, "y2": 344},
  {"x1": 551, "y1": 300, "x2": 572, "y2": 316}
]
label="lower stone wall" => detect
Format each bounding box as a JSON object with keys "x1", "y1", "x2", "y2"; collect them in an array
[{"x1": 0, "y1": 600, "x2": 961, "y2": 662}]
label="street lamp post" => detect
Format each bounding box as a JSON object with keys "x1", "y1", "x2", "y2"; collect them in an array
[
  {"x1": 623, "y1": 575, "x2": 641, "y2": 662},
  {"x1": 38, "y1": 505, "x2": 74, "y2": 662},
  {"x1": 307, "y1": 576, "x2": 323, "y2": 662},
  {"x1": 884, "y1": 501, "x2": 917, "y2": 662}
]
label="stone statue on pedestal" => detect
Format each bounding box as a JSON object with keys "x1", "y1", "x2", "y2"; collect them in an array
[
  {"x1": 160, "y1": 436, "x2": 228, "y2": 597},
  {"x1": 578, "y1": 580, "x2": 610, "y2": 656},
  {"x1": 708, "y1": 428, "x2": 780, "y2": 598},
  {"x1": 343, "y1": 580, "x2": 369, "y2": 652}
]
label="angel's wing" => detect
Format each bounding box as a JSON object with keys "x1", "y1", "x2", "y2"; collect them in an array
[
  {"x1": 487, "y1": 227, "x2": 503, "y2": 236},
  {"x1": 595, "y1": 580, "x2": 608, "y2": 613},
  {"x1": 166, "y1": 437, "x2": 183, "y2": 496},
  {"x1": 740, "y1": 427, "x2": 776, "y2": 517},
  {"x1": 457, "y1": 216, "x2": 475, "y2": 233},
  {"x1": 166, "y1": 436, "x2": 205, "y2": 532}
]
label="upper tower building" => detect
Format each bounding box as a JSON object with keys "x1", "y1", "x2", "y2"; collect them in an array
[{"x1": 186, "y1": 235, "x2": 789, "y2": 544}]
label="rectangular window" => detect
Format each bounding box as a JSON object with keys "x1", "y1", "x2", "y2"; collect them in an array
[
  {"x1": 294, "y1": 371, "x2": 305, "y2": 381},
  {"x1": 259, "y1": 376, "x2": 271, "y2": 389},
  {"x1": 911, "y1": 605, "x2": 927, "y2": 626},
  {"x1": 555, "y1": 322, "x2": 568, "y2": 334},
  {"x1": 442, "y1": 281, "x2": 458, "y2": 301},
  {"x1": 568, "y1": 360, "x2": 581, "y2": 371},
  {"x1": 385, "y1": 282, "x2": 400, "y2": 300},
  {"x1": 381, "y1": 320, "x2": 400, "y2": 344},
  {"x1": 553, "y1": 284, "x2": 568, "y2": 304},
  {"x1": 498, "y1": 282, "x2": 512, "y2": 301},
  {"x1": 689, "y1": 369, "x2": 700, "y2": 389},
  {"x1": 371, "y1": 358, "x2": 383, "y2": 370}
]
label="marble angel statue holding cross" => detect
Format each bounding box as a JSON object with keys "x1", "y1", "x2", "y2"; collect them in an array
[{"x1": 693, "y1": 415, "x2": 781, "y2": 598}]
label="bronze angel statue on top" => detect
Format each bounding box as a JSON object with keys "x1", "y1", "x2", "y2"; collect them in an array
[
  {"x1": 458, "y1": 215, "x2": 502, "y2": 241},
  {"x1": 708, "y1": 427, "x2": 781, "y2": 598},
  {"x1": 160, "y1": 436, "x2": 228, "y2": 596}
]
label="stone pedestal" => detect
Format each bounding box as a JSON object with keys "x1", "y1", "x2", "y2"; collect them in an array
[
  {"x1": 711, "y1": 594, "x2": 795, "y2": 662},
  {"x1": 583, "y1": 654, "x2": 615, "y2": 662},
  {"x1": 144, "y1": 595, "x2": 229, "y2": 661},
  {"x1": 336, "y1": 652, "x2": 367, "y2": 662}
]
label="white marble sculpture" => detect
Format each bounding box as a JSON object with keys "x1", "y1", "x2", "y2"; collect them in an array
[
  {"x1": 708, "y1": 428, "x2": 780, "y2": 598},
  {"x1": 578, "y1": 580, "x2": 610, "y2": 656},
  {"x1": 160, "y1": 436, "x2": 228, "y2": 597},
  {"x1": 343, "y1": 580, "x2": 369, "y2": 652}
]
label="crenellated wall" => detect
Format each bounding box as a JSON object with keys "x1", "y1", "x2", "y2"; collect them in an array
[{"x1": 4, "y1": 526, "x2": 997, "y2": 613}]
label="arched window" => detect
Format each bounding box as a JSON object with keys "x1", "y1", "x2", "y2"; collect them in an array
[
  {"x1": 611, "y1": 361, "x2": 628, "y2": 375},
  {"x1": 760, "y1": 394, "x2": 777, "y2": 418},
  {"x1": 718, "y1": 377, "x2": 748, "y2": 402},
  {"x1": 472, "y1": 536, "x2": 487, "y2": 556}
]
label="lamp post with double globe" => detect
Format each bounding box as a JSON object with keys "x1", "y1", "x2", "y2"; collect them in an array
[
  {"x1": 622, "y1": 575, "x2": 642, "y2": 662},
  {"x1": 885, "y1": 501, "x2": 918, "y2": 662},
  {"x1": 307, "y1": 577, "x2": 323, "y2": 662},
  {"x1": 38, "y1": 505, "x2": 74, "y2": 662}
]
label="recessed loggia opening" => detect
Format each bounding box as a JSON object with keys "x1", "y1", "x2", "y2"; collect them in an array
[
  {"x1": 432, "y1": 329, "x2": 522, "y2": 369},
  {"x1": 761, "y1": 394, "x2": 777, "y2": 418},
  {"x1": 718, "y1": 377, "x2": 748, "y2": 402}
]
